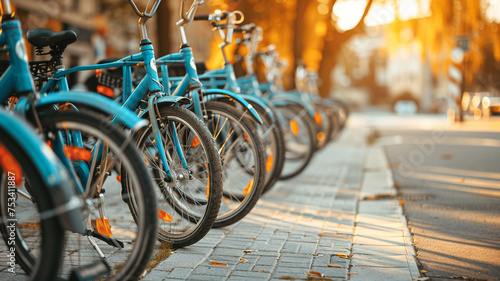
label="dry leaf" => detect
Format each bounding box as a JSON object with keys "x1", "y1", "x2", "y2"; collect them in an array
[
  {"x1": 399, "y1": 200, "x2": 404, "y2": 206},
  {"x1": 326, "y1": 264, "x2": 342, "y2": 268},
  {"x1": 336, "y1": 253, "x2": 349, "y2": 259},
  {"x1": 306, "y1": 271, "x2": 323, "y2": 277},
  {"x1": 244, "y1": 250, "x2": 258, "y2": 253},
  {"x1": 347, "y1": 272, "x2": 358, "y2": 275},
  {"x1": 259, "y1": 270, "x2": 264, "y2": 273},
  {"x1": 239, "y1": 258, "x2": 248, "y2": 263},
  {"x1": 210, "y1": 260, "x2": 228, "y2": 266},
  {"x1": 442, "y1": 154, "x2": 452, "y2": 160}
]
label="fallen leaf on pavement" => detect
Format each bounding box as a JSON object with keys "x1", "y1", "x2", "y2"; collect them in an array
[
  {"x1": 239, "y1": 258, "x2": 248, "y2": 263},
  {"x1": 326, "y1": 264, "x2": 342, "y2": 268},
  {"x1": 336, "y1": 253, "x2": 349, "y2": 259},
  {"x1": 259, "y1": 270, "x2": 264, "y2": 273},
  {"x1": 306, "y1": 271, "x2": 323, "y2": 277},
  {"x1": 244, "y1": 250, "x2": 258, "y2": 253},
  {"x1": 442, "y1": 154, "x2": 452, "y2": 160},
  {"x1": 347, "y1": 272, "x2": 358, "y2": 275},
  {"x1": 363, "y1": 194, "x2": 395, "y2": 200},
  {"x1": 210, "y1": 260, "x2": 228, "y2": 266}
]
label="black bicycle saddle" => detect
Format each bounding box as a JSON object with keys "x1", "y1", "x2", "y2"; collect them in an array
[{"x1": 26, "y1": 28, "x2": 77, "y2": 49}]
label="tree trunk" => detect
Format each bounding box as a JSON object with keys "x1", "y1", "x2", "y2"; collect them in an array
[
  {"x1": 156, "y1": 2, "x2": 172, "y2": 55},
  {"x1": 317, "y1": 0, "x2": 373, "y2": 97}
]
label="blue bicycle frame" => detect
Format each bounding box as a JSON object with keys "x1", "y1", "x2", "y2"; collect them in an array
[
  {"x1": 156, "y1": 48, "x2": 263, "y2": 125},
  {"x1": 39, "y1": 40, "x2": 193, "y2": 180},
  {"x1": 0, "y1": 12, "x2": 150, "y2": 197}
]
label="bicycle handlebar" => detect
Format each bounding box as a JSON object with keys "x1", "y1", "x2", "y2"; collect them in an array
[
  {"x1": 128, "y1": 0, "x2": 161, "y2": 18},
  {"x1": 179, "y1": 0, "x2": 204, "y2": 26},
  {"x1": 193, "y1": 13, "x2": 228, "y2": 21},
  {"x1": 234, "y1": 23, "x2": 256, "y2": 33}
]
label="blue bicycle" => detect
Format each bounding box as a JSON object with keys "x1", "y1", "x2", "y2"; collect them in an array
[
  {"x1": 187, "y1": 12, "x2": 286, "y2": 194},
  {"x1": 31, "y1": 0, "x2": 224, "y2": 248},
  {"x1": 157, "y1": 0, "x2": 268, "y2": 227},
  {"x1": 0, "y1": 0, "x2": 159, "y2": 279}
]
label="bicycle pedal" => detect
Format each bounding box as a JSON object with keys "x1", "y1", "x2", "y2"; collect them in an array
[
  {"x1": 68, "y1": 259, "x2": 111, "y2": 281},
  {"x1": 91, "y1": 230, "x2": 124, "y2": 249}
]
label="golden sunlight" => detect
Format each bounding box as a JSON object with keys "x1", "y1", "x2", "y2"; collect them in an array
[
  {"x1": 333, "y1": 0, "x2": 431, "y2": 31},
  {"x1": 332, "y1": 0, "x2": 368, "y2": 31}
]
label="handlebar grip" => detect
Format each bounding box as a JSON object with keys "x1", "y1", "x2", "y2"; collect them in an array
[{"x1": 194, "y1": 14, "x2": 210, "y2": 21}]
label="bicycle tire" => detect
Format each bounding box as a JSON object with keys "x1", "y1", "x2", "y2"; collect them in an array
[
  {"x1": 275, "y1": 103, "x2": 316, "y2": 180},
  {"x1": 38, "y1": 110, "x2": 158, "y2": 281},
  {"x1": 202, "y1": 101, "x2": 266, "y2": 228},
  {"x1": 134, "y1": 105, "x2": 223, "y2": 248},
  {"x1": 250, "y1": 102, "x2": 286, "y2": 195},
  {"x1": 0, "y1": 130, "x2": 65, "y2": 281}
]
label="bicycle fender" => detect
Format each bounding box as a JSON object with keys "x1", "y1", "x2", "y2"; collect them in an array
[
  {"x1": 270, "y1": 94, "x2": 316, "y2": 118},
  {"x1": 237, "y1": 94, "x2": 276, "y2": 122},
  {"x1": 203, "y1": 89, "x2": 263, "y2": 125},
  {"x1": 0, "y1": 111, "x2": 86, "y2": 234},
  {"x1": 137, "y1": 96, "x2": 191, "y2": 118},
  {"x1": 35, "y1": 92, "x2": 149, "y2": 132}
]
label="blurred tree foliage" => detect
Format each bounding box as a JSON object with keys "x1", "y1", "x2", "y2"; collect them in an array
[{"x1": 205, "y1": 0, "x2": 500, "y2": 96}]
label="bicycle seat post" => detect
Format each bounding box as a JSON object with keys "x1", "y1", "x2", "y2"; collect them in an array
[{"x1": 1, "y1": 0, "x2": 13, "y2": 16}]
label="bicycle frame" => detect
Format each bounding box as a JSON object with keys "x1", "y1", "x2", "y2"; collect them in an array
[
  {"x1": 156, "y1": 46, "x2": 263, "y2": 125},
  {"x1": 0, "y1": 8, "x2": 150, "y2": 198},
  {"x1": 39, "y1": 42, "x2": 193, "y2": 180}
]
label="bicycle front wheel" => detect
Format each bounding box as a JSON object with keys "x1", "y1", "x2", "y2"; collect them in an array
[
  {"x1": 134, "y1": 105, "x2": 223, "y2": 248},
  {"x1": 274, "y1": 103, "x2": 316, "y2": 180},
  {"x1": 203, "y1": 101, "x2": 266, "y2": 228},
  {"x1": 0, "y1": 132, "x2": 65, "y2": 281},
  {"x1": 39, "y1": 110, "x2": 158, "y2": 281}
]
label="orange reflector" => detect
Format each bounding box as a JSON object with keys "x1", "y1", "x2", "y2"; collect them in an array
[
  {"x1": 63, "y1": 146, "x2": 92, "y2": 162},
  {"x1": 206, "y1": 164, "x2": 210, "y2": 199},
  {"x1": 97, "y1": 85, "x2": 114, "y2": 98},
  {"x1": 158, "y1": 210, "x2": 173, "y2": 222},
  {"x1": 95, "y1": 69, "x2": 102, "y2": 76},
  {"x1": 46, "y1": 140, "x2": 52, "y2": 149},
  {"x1": 0, "y1": 144, "x2": 23, "y2": 186},
  {"x1": 116, "y1": 174, "x2": 121, "y2": 182},
  {"x1": 317, "y1": 132, "x2": 326, "y2": 142},
  {"x1": 243, "y1": 178, "x2": 254, "y2": 195},
  {"x1": 243, "y1": 133, "x2": 250, "y2": 143},
  {"x1": 143, "y1": 157, "x2": 148, "y2": 165},
  {"x1": 96, "y1": 217, "x2": 112, "y2": 237},
  {"x1": 290, "y1": 120, "x2": 299, "y2": 135},
  {"x1": 314, "y1": 112, "x2": 323, "y2": 125},
  {"x1": 266, "y1": 156, "x2": 273, "y2": 172},
  {"x1": 191, "y1": 136, "x2": 200, "y2": 147}
]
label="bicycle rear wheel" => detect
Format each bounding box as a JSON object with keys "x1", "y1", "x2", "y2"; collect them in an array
[
  {"x1": 134, "y1": 105, "x2": 223, "y2": 248},
  {"x1": 0, "y1": 130, "x2": 65, "y2": 281}
]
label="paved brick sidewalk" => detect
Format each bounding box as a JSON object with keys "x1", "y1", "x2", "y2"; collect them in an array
[
  {"x1": 0, "y1": 115, "x2": 422, "y2": 280},
  {"x1": 142, "y1": 118, "x2": 422, "y2": 281}
]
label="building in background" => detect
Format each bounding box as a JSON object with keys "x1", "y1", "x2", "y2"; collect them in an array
[{"x1": 13, "y1": 0, "x2": 158, "y2": 88}]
